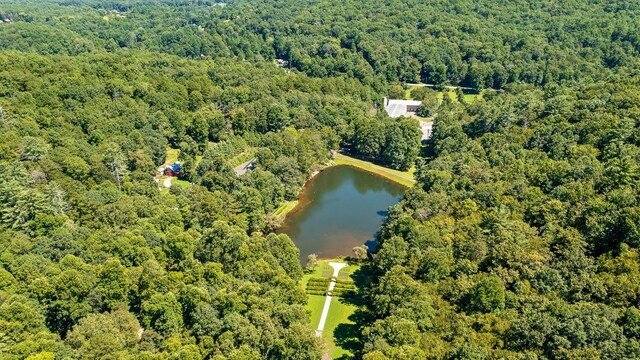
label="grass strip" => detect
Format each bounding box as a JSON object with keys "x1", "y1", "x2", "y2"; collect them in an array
[{"x1": 332, "y1": 153, "x2": 415, "y2": 188}]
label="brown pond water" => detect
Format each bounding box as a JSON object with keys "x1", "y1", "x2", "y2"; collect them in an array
[{"x1": 278, "y1": 165, "x2": 405, "y2": 264}]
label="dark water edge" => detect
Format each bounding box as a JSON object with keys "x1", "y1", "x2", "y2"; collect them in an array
[{"x1": 278, "y1": 165, "x2": 405, "y2": 264}]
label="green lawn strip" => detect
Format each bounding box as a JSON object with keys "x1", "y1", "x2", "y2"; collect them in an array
[
  {"x1": 301, "y1": 259, "x2": 363, "y2": 359},
  {"x1": 172, "y1": 179, "x2": 191, "y2": 188},
  {"x1": 464, "y1": 92, "x2": 481, "y2": 103},
  {"x1": 333, "y1": 153, "x2": 415, "y2": 187},
  {"x1": 273, "y1": 200, "x2": 299, "y2": 223},
  {"x1": 414, "y1": 115, "x2": 432, "y2": 122},
  {"x1": 436, "y1": 90, "x2": 458, "y2": 104},
  {"x1": 323, "y1": 299, "x2": 358, "y2": 359},
  {"x1": 306, "y1": 294, "x2": 326, "y2": 332}
]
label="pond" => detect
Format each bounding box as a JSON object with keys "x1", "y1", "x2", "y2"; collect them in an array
[{"x1": 279, "y1": 165, "x2": 406, "y2": 264}]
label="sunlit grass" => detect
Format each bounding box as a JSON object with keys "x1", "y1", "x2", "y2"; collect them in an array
[
  {"x1": 403, "y1": 83, "x2": 482, "y2": 105},
  {"x1": 273, "y1": 200, "x2": 299, "y2": 222},
  {"x1": 164, "y1": 148, "x2": 180, "y2": 166},
  {"x1": 302, "y1": 258, "x2": 361, "y2": 359},
  {"x1": 332, "y1": 153, "x2": 415, "y2": 188},
  {"x1": 172, "y1": 179, "x2": 191, "y2": 188},
  {"x1": 229, "y1": 148, "x2": 255, "y2": 168}
]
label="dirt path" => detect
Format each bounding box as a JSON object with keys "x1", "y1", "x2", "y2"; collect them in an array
[{"x1": 163, "y1": 177, "x2": 172, "y2": 188}]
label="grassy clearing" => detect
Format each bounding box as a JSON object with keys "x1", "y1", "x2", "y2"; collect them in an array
[
  {"x1": 165, "y1": 148, "x2": 180, "y2": 166},
  {"x1": 404, "y1": 84, "x2": 482, "y2": 104},
  {"x1": 164, "y1": 147, "x2": 203, "y2": 167},
  {"x1": 302, "y1": 259, "x2": 361, "y2": 359},
  {"x1": 301, "y1": 259, "x2": 325, "y2": 289},
  {"x1": 229, "y1": 149, "x2": 255, "y2": 168},
  {"x1": 273, "y1": 200, "x2": 299, "y2": 223},
  {"x1": 332, "y1": 152, "x2": 415, "y2": 188},
  {"x1": 159, "y1": 178, "x2": 191, "y2": 193},
  {"x1": 324, "y1": 299, "x2": 358, "y2": 359},
  {"x1": 172, "y1": 179, "x2": 191, "y2": 188},
  {"x1": 436, "y1": 90, "x2": 456, "y2": 102},
  {"x1": 404, "y1": 85, "x2": 419, "y2": 100},
  {"x1": 307, "y1": 295, "x2": 326, "y2": 330},
  {"x1": 464, "y1": 93, "x2": 480, "y2": 103}
]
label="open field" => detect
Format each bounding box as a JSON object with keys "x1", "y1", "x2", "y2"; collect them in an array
[
  {"x1": 164, "y1": 147, "x2": 202, "y2": 167},
  {"x1": 321, "y1": 298, "x2": 358, "y2": 359},
  {"x1": 172, "y1": 179, "x2": 191, "y2": 188},
  {"x1": 308, "y1": 295, "x2": 326, "y2": 331}
]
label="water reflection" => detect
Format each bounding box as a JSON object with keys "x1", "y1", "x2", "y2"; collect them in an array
[{"x1": 278, "y1": 166, "x2": 405, "y2": 263}]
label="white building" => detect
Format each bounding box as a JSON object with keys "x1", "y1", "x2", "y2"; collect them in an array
[
  {"x1": 383, "y1": 97, "x2": 432, "y2": 140},
  {"x1": 384, "y1": 97, "x2": 422, "y2": 118}
]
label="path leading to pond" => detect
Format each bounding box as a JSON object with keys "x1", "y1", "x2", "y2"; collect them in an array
[{"x1": 315, "y1": 262, "x2": 348, "y2": 337}]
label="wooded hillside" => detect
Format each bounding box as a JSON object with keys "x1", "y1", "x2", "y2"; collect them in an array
[{"x1": 1, "y1": 1, "x2": 640, "y2": 359}]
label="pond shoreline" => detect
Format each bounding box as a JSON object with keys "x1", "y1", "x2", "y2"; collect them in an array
[
  {"x1": 271, "y1": 152, "x2": 415, "y2": 225},
  {"x1": 331, "y1": 152, "x2": 416, "y2": 188},
  {"x1": 277, "y1": 164, "x2": 406, "y2": 262}
]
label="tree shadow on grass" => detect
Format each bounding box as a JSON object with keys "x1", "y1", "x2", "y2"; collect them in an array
[
  {"x1": 332, "y1": 306, "x2": 374, "y2": 357},
  {"x1": 332, "y1": 263, "x2": 379, "y2": 358}
]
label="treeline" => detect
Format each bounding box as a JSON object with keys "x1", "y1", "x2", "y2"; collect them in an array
[
  {"x1": 363, "y1": 79, "x2": 640, "y2": 359},
  {"x1": 351, "y1": 116, "x2": 422, "y2": 171},
  {"x1": 0, "y1": 49, "x2": 390, "y2": 359},
  {"x1": 3, "y1": 0, "x2": 640, "y2": 89}
]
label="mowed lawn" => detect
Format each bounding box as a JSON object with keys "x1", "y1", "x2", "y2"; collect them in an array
[
  {"x1": 332, "y1": 152, "x2": 415, "y2": 188},
  {"x1": 404, "y1": 84, "x2": 482, "y2": 104},
  {"x1": 165, "y1": 148, "x2": 180, "y2": 165},
  {"x1": 273, "y1": 200, "x2": 299, "y2": 223},
  {"x1": 302, "y1": 259, "x2": 361, "y2": 359},
  {"x1": 307, "y1": 294, "x2": 326, "y2": 332},
  {"x1": 322, "y1": 299, "x2": 358, "y2": 359}
]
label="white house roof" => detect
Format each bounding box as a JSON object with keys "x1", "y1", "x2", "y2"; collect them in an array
[{"x1": 385, "y1": 99, "x2": 422, "y2": 118}]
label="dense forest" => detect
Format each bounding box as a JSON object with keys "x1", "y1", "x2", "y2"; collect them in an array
[
  {"x1": 2, "y1": 0, "x2": 640, "y2": 88},
  {"x1": 1, "y1": 0, "x2": 640, "y2": 359},
  {"x1": 0, "y1": 49, "x2": 391, "y2": 358},
  {"x1": 368, "y1": 81, "x2": 640, "y2": 359}
]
